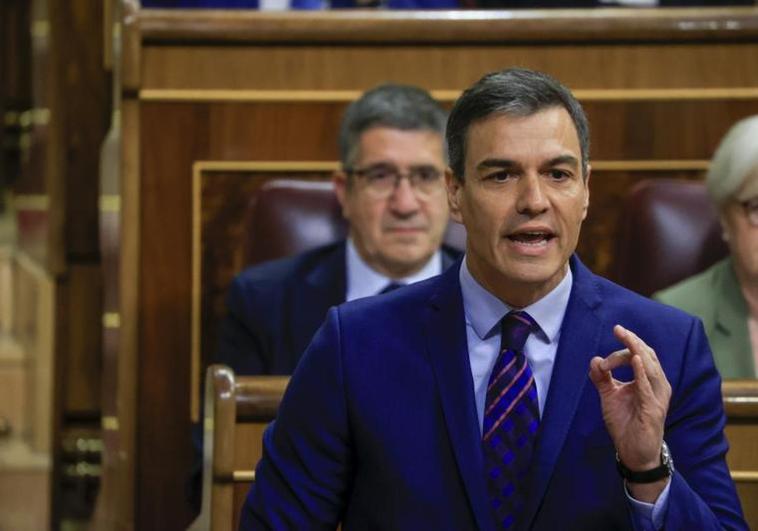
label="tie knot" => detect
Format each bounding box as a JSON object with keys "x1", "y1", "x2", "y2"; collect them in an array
[
  {"x1": 378, "y1": 282, "x2": 405, "y2": 295},
  {"x1": 500, "y1": 311, "x2": 537, "y2": 352}
]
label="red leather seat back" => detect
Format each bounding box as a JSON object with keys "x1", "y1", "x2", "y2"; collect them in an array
[
  {"x1": 613, "y1": 179, "x2": 729, "y2": 297},
  {"x1": 244, "y1": 179, "x2": 466, "y2": 266}
]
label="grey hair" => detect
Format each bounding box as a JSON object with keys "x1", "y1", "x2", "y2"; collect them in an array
[
  {"x1": 446, "y1": 68, "x2": 590, "y2": 182},
  {"x1": 706, "y1": 115, "x2": 758, "y2": 206},
  {"x1": 338, "y1": 84, "x2": 448, "y2": 168}
]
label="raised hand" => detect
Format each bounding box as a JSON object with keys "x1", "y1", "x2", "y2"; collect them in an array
[{"x1": 589, "y1": 324, "x2": 672, "y2": 501}]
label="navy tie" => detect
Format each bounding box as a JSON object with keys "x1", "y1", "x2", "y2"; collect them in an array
[
  {"x1": 483, "y1": 311, "x2": 540, "y2": 530},
  {"x1": 378, "y1": 282, "x2": 404, "y2": 295}
]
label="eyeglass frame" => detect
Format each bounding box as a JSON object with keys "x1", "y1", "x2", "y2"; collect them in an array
[{"x1": 345, "y1": 163, "x2": 446, "y2": 199}]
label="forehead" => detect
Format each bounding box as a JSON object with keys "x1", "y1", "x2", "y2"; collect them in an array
[
  {"x1": 356, "y1": 126, "x2": 445, "y2": 164},
  {"x1": 464, "y1": 107, "x2": 581, "y2": 168}
]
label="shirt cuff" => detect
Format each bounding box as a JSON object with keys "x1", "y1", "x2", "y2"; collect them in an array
[{"x1": 624, "y1": 476, "x2": 672, "y2": 531}]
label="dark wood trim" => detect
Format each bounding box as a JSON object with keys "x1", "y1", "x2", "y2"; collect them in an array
[{"x1": 138, "y1": 7, "x2": 758, "y2": 45}]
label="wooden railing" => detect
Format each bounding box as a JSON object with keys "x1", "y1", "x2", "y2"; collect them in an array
[{"x1": 190, "y1": 367, "x2": 758, "y2": 530}]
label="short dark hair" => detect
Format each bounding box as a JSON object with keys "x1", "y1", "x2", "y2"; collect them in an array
[
  {"x1": 339, "y1": 84, "x2": 448, "y2": 167},
  {"x1": 446, "y1": 68, "x2": 590, "y2": 181}
]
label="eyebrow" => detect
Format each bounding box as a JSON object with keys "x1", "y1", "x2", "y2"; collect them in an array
[
  {"x1": 475, "y1": 155, "x2": 580, "y2": 171},
  {"x1": 544, "y1": 155, "x2": 580, "y2": 169},
  {"x1": 476, "y1": 158, "x2": 520, "y2": 171}
]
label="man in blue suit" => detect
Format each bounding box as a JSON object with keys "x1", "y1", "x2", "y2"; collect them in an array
[
  {"x1": 216, "y1": 84, "x2": 460, "y2": 376},
  {"x1": 241, "y1": 69, "x2": 746, "y2": 529}
]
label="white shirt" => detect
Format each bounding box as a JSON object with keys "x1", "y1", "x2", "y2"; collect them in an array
[{"x1": 345, "y1": 238, "x2": 442, "y2": 302}]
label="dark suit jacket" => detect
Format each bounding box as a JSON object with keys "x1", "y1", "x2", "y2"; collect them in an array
[
  {"x1": 216, "y1": 240, "x2": 461, "y2": 375},
  {"x1": 241, "y1": 255, "x2": 746, "y2": 530}
]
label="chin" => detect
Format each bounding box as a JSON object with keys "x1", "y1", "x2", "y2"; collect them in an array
[
  {"x1": 385, "y1": 248, "x2": 431, "y2": 268},
  {"x1": 503, "y1": 261, "x2": 564, "y2": 285}
]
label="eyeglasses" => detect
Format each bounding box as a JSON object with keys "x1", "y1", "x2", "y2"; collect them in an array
[
  {"x1": 347, "y1": 164, "x2": 444, "y2": 199},
  {"x1": 740, "y1": 197, "x2": 758, "y2": 227}
]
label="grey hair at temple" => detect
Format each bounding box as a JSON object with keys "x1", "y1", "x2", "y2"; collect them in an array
[
  {"x1": 338, "y1": 84, "x2": 448, "y2": 168},
  {"x1": 446, "y1": 68, "x2": 590, "y2": 182}
]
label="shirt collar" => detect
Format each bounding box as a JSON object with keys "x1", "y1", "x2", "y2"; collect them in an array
[
  {"x1": 345, "y1": 238, "x2": 442, "y2": 301},
  {"x1": 459, "y1": 256, "x2": 573, "y2": 344}
]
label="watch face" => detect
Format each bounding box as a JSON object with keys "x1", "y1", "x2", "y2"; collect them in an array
[{"x1": 661, "y1": 441, "x2": 674, "y2": 472}]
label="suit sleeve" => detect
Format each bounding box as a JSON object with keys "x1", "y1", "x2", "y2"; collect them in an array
[
  {"x1": 215, "y1": 275, "x2": 270, "y2": 375},
  {"x1": 240, "y1": 307, "x2": 352, "y2": 530},
  {"x1": 662, "y1": 318, "x2": 747, "y2": 530}
]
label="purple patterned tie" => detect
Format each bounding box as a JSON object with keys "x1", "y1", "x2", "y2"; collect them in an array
[{"x1": 483, "y1": 311, "x2": 540, "y2": 530}]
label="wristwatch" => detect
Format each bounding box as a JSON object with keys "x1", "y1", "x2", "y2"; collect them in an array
[{"x1": 616, "y1": 441, "x2": 674, "y2": 484}]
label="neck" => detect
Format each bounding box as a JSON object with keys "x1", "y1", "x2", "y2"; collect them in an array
[
  {"x1": 466, "y1": 256, "x2": 568, "y2": 309},
  {"x1": 349, "y1": 238, "x2": 431, "y2": 280}
]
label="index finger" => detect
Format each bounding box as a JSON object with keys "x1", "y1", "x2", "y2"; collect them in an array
[
  {"x1": 614, "y1": 324, "x2": 667, "y2": 387},
  {"x1": 598, "y1": 348, "x2": 633, "y2": 372},
  {"x1": 614, "y1": 324, "x2": 657, "y2": 362}
]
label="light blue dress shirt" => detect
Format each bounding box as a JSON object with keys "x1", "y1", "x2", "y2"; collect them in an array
[
  {"x1": 458, "y1": 258, "x2": 670, "y2": 530},
  {"x1": 345, "y1": 238, "x2": 442, "y2": 302}
]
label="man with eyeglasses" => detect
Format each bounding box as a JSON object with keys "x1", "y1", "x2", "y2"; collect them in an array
[
  {"x1": 656, "y1": 115, "x2": 758, "y2": 378},
  {"x1": 216, "y1": 84, "x2": 460, "y2": 376}
]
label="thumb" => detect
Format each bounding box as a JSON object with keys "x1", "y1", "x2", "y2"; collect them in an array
[{"x1": 589, "y1": 356, "x2": 613, "y2": 393}]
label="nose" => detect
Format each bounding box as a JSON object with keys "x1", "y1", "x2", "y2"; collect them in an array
[
  {"x1": 515, "y1": 173, "x2": 549, "y2": 216},
  {"x1": 388, "y1": 176, "x2": 421, "y2": 216}
]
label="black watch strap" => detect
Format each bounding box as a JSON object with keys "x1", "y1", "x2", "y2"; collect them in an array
[{"x1": 616, "y1": 442, "x2": 674, "y2": 484}]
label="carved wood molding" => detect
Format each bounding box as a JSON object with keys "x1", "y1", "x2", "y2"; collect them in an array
[{"x1": 139, "y1": 7, "x2": 758, "y2": 44}]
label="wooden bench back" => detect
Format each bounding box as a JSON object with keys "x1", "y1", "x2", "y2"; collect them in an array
[{"x1": 192, "y1": 366, "x2": 758, "y2": 530}]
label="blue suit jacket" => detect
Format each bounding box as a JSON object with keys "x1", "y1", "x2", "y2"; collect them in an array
[
  {"x1": 241, "y1": 256, "x2": 746, "y2": 530},
  {"x1": 216, "y1": 241, "x2": 461, "y2": 375}
]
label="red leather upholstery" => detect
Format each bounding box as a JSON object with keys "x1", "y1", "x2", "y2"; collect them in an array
[
  {"x1": 613, "y1": 179, "x2": 729, "y2": 297},
  {"x1": 244, "y1": 179, "x2": 466, "y2": 266}
]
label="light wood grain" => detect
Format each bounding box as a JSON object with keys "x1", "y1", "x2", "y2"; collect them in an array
[{"x1": 142, "y1": 43, "x2": 758, "y2": 91}]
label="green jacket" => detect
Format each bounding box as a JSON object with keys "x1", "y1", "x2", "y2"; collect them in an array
[{"x1": 654, "y1": 257, "x2": 755, "y2": 379}]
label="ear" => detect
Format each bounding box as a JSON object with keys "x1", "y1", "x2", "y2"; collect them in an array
[
  {"x1": 445, "y1": 168, "x2": 464, "y2": 224},
  {"x1": 333, "y1": 170, "x2": 350, "y2": 218},
  {"x1": 581, "y1": 165, "x2": 591, "y2": 221}
]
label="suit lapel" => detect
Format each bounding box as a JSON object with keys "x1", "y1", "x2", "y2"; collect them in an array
[
  {"x1": 292, "y1": 243, "x2": 347, "y2": 358},
  {"x1": 712, "y1": 258, "x2": 755, "y2": 376},
  {"x1": 424, "y1": 264, "x2": 495, "y2": 531},
  {"x1": 521, "y1": 257, "x2": 603, "y2": 530}
]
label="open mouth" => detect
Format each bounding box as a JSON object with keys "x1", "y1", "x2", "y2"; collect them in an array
[{"x1": 507, "y1": 231, "x2": 556, "y2": 246}]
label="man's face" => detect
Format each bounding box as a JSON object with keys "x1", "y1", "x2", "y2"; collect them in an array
[
  {"x1": 334, "y1": 126, "x2": 449, "y2": 278},
  {"x1": 447, "y1": 107, "x2": 590, "y2": 307}
]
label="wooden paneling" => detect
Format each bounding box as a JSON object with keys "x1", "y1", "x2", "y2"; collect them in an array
[
  {"x1": 48, "y1": 0, "x2": 109, "y2": 262},
  {"x1": 111, "y1": 8, "x2": 758, "y2": 530},
  {"x1": 142, "y1": 43, "x2": 758, "y2": 92},
  {"x1": 61, "y1": 265, "x2": 103, "y2": 417},
  {"x1": 140, "y1": 97, "x2": 758, "y2": 161},
  {"x1": 0, "y1": 0, "x2": 31, "y2": 195}
]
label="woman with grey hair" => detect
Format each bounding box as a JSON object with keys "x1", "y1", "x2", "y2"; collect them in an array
[{"x1": 655, "y1": 115, "x2": 758, "y2": 378}]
